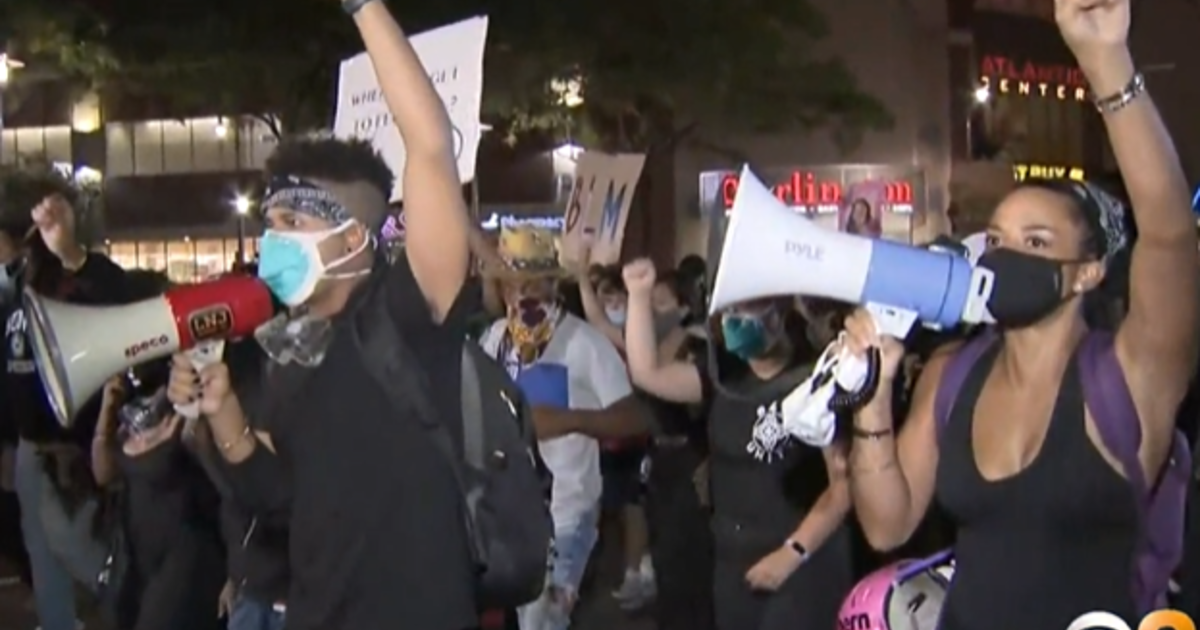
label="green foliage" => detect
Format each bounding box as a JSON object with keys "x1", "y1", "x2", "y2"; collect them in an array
[
  {"x1": 481, "y1": 0, "x2": 894, "y2": 149},
  {"x1": 5, "y1": 0, "x2": 890, "y2": 149}
]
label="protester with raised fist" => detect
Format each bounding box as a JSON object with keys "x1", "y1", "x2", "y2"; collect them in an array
[
  {"x1": 843, "y1": 0, "x2": 1199, "y2": 626},
  {"x1": 623, "y1": 257, "x2": 852, "y2": 630},
  {"x1": 0, "y1": 168, "x2": 130, "y2": 630},
  {"x1": 166, "y1": 1, "x2": 481, "y2": 629}
]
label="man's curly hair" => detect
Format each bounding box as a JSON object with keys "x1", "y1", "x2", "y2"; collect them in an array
[
  {"x1": 264, "y1": 135, "x2": 395, "y2": 203},
  {"x1": 0, "y1": 162, "x2": 81, "y2": 236}
]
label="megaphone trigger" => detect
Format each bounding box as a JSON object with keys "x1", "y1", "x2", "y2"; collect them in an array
[{"x1": 175, "y1": 340, "x2": 227, "y2": 420}]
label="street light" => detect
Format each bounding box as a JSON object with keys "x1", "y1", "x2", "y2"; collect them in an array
[
  {"x1": 0, "y1": 53, "x2": 22, "y2": 87},
  {"x1": 0, "y1": 53, "x2": 24, "y2": 166},
  {"x1": 233, "y1": 195, "x2": 251, "y2": 266},
  {"x1": 972, "y1": 85, "x2": 990, "y2": 104}
]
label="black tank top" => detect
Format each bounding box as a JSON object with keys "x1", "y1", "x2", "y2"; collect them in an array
[{"x1": 935, "y1": 344, "x2": 1139, "y2": 630}]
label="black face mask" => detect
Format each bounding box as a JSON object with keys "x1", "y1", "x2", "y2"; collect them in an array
[{"x1": 977, "y1": 248, "x2": 1073, "y2": 328}]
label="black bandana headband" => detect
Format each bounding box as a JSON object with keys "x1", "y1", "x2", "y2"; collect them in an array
[
  {"x1": 262, "y1": 175, "x2": 354, "y2": 225},
  {"x1": 1064, "y1": 180, "x2": 1130, "y2": 264}
]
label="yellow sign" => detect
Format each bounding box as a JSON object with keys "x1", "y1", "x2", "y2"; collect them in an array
[
  {"x1": 1013, "y1": 164, "x2": 1085, "y2": 182},
  {"x1": 1067, "y1": 609, "x2": 1194, "y2": 630},
  {"x1": 981, "y1": 75, "x2": 1087, "y2": 102}
]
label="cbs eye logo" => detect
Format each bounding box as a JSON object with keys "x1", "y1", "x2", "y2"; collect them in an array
[{"x1": 1067, "y1": 610, "x2": 1194, "y2": 630}]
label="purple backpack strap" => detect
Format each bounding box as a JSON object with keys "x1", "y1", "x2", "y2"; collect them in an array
[
  {"x1": 933, "y1": 330, "x2": 999, "y2": 439},
  {"x1": 1078, "y1": 330, "x2": 1190, "y2": 613}
]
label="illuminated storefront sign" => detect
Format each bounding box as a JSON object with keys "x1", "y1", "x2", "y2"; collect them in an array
[
  {"x1": 480, "y1": 212, "x2": 564, "y2": 231},
  {"x1": 718, "y1": 169, "x2": 915, "y2": 214},
  {"x1": 1013, "y1": 164, "x2": 1085, "y2": 181},
  {"x1": 979, "y1": 55, "x2": 1087, "y2": 102}
]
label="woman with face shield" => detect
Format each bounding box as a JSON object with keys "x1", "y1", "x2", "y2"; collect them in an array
[
  {"x1": 90, "y1": 359, "x2": 226, "y2": 630},
  {"x1": 622, "y1": 259, "x2": 852, "y2": 630},
  {"x1": 842, "y1": 2, "x2": 1199, "y2": 627}
]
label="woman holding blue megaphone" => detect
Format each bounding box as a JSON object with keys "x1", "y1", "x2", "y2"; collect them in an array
[
  {"x1": 842, "y1": 1, "x2": 1198, "y2": 628},
  {"x1": 623, "y1": 258, "x2": 853, "y2": 630}
]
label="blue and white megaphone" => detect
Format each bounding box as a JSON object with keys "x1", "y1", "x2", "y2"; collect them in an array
[{"x1": 709, "y1": 166, "x2": 995, "y2": 446}]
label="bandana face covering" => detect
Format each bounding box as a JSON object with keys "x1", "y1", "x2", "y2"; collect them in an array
[
  {"x1": 506, "y1": 298, "x2": 559, "y2": 364},
  {"x1": 257, "y1": 222, "x2": 370, "y2": 306},
  {"x1": 254, "y1": 313, "x2": 334, "y2": 368}
]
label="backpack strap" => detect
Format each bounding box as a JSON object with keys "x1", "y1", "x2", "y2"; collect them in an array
[
  {"x1": 933, "y1": 330, "x2": 998, "y2": 438},
  {"x1": 460, "y1": 347, "x2": 485, "y2": 472},
  {"x1": 1077, "y1": 332, "x2": 1147, "y2": 500},
  {"x1": 353, "y1": 289, "x2": 487, "y2": 561}
]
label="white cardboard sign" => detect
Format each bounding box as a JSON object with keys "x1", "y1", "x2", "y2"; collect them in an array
[{"x1": 333, "y1": 16, "x2": 489, "y2": 201}]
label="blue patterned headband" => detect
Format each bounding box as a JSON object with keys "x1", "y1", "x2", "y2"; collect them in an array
[{"x1": 262, "y1": 175, "x2": 354, "y2": 225}]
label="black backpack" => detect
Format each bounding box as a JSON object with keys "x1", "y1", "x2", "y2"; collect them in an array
[{"x1": 356, "y1": 284, "x2": 553, "y2": 609}]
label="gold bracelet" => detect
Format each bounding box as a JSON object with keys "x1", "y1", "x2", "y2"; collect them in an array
[{"x1": 219, "y1": 425, "x2": 253, "y2": 452}]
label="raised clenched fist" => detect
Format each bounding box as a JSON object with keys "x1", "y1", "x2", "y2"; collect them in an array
[{"x1": 622, "y1": 259, "x2": 656, "y2": 295}]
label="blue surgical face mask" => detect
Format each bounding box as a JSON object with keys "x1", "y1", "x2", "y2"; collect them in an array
[
  {"x1": 721, "y1": 313, "x2": 770, "y2": 360},
  {"x1": 606, "y1": 306, "x2": 627, "y2": 326},
  {"x1": 257, "y1": 222, "x2": 369, "y2": 307}
]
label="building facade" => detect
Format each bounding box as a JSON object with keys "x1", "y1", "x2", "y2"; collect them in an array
[{"x1": 0, "y1": 79, "x2": 276, "y2": 282}]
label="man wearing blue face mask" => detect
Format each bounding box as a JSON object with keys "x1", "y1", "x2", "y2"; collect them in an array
[{"x1": 164, "y1": 2, "x2": 480, "y2": 630}]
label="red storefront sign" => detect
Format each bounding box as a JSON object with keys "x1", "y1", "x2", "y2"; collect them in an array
[
  {"x1": 978, "y1": 55, "x2": 1086, "y2": 88},
  {"x1": 719, "y1": 170, "x2": 914, "y2": 213}
]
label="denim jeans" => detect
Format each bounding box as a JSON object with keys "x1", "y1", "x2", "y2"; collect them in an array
[
  {"x1": 228, "y1": 595, "x2": 287, "y2": 630},
  {"x1": 15, "y1": 440, "x2": 106, "y2": 630},
  {"x1": 517, "y1": 506, "x2": 599, "y2": 630}
]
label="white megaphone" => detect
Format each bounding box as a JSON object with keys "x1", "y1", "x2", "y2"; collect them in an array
[
  {"x1": 710, "y1": 166, "x2": 996, "y2": 446},
  {"x1": 23, "y1": 275, "x2": 276, "y2": 427}
]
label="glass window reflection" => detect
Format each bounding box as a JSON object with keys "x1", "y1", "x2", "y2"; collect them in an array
[
  {"x1": 138, "y1": 242, "x2": 166, "y2": 271},
  {"x1": 195, "y1": 239, "x2": 227, "y2": 280},
  {"x1": 166, "y1": 240, "x2": 197, "y2": 283}
]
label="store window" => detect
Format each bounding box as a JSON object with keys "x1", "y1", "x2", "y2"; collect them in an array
[
  {"x1": 138, "y1": 242, "x2": 167, "y2": 271},
  {"x1": 0, "y1": 126, "x2": 73, "y2": 166},
  {"x1": 166, "y1": 240, "x2": 197, "y2": 283},
  {"x1": 105, "y1": 117, "x2": 276, "y2": 177},
  {"x1": 108, "y1": 242, "x2": 138, "y2": 270},
  {"x1": 195, "y1": 239, "x2": 227, "y2": 279}
]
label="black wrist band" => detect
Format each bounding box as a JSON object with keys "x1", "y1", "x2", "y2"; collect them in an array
[
  {"x1": 787, "y1": 538, "x2": 808, "y2": 560},
  {"x1": 852, "y1": 426, "x2": 894, "y2": 440},
  {"x1": 342, "y1": 0, "x2": 375, "y2": 16}
]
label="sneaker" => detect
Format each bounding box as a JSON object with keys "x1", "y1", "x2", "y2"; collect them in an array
[{"x1": 612, "y1": 572, "x2": 656, "y2": 611}]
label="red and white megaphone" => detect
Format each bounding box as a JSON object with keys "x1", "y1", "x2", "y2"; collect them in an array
[{"x1": 23, "y1": 275, "x2": 276, "y2": 427}]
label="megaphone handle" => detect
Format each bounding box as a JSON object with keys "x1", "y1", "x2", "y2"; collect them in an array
[
  {"x1": 863, "y1": 302, "x2": 919, "y2": 339},
  {"x1": 174, "y1": 340, "x2": 226, "y2": 420}
]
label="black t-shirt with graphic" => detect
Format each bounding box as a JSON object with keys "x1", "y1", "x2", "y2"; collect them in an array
[
  {"x1": 2, "y1": 254, "x2": 128, "y2": 445},
  {"x1": 695, "y1": 350, "x2": 830, "y2": 550}
]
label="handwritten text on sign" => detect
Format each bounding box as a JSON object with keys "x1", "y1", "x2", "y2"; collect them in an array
[
  {"x1": 333, "y1": 16, "x2": 488, "y2": 202},
  {"x1": 560, "y1": 152, "x2": 646, "y2": 266}
]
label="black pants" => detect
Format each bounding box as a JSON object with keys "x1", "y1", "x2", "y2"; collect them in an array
[
  {"x1": 131, "y1": 528, "x2": 226, "y2": 630},
  {"x1": 0, "y1": 490, "x2": 31, "y2": 585},
  {"x1": 645, "y1": 443, "x2": 715, "y2": 630},
  {"x1": 712, "y1": 525, "x2": 852, "y2": 630}
]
